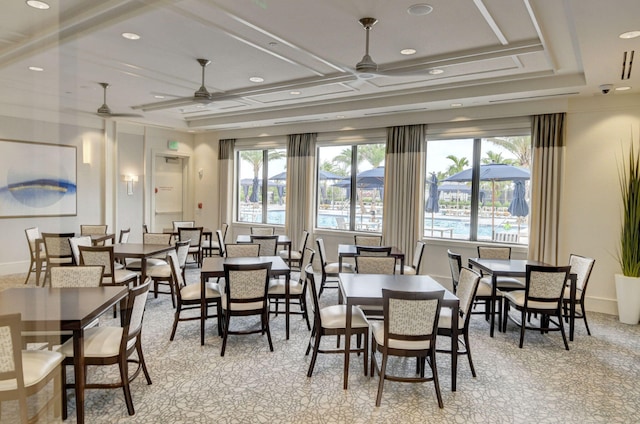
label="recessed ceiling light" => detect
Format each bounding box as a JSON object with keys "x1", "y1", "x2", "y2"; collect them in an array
[
  {"x1": 619, "y1": 31, "x2": 640, "y2": 39},
  {"x1": 400, "y1": 48, "x2": 417, "y2": 55},
  {"x1": 154, "y1": 95, "x2": 165, "y2": 99},
  {"x1": 28, "y1": 66, "x2": 44, "y2": 72},
  {"x1": 290, "y1": 91, "x2": 301, "y2": 95},
  {"x1": 249, "y1": 76, "x2": 264, "y2": 83},
  {"x1": 336, "y1": 115, "x2": 346, "y2": 119},
  {"x1": 616, "y1": 86, "x2": 632, "y2": 91},
  {"x1": 407, "y1": 4, "x2": 433, "y2": 16},
  {"x1": 26, "y1": 1, "x2": 50, "y2": 10},
  {"x1": 450, "y1": 103, "x2": 463, "y2": 107},
  {"x1": 268, "y1": 42, "x2": 278, "y2": 47},
  {"x1": 122, "y1": 32, "x2": 141, "y2": 40},
  {"x1": 428, "y1": 69, "x2": 444, "y2": 75}
]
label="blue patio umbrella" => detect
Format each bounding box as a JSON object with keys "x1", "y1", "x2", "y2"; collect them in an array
[
  {"x1": 269, "y1": 169, "x2": 343, "y2": 181},
  {"x1": 425, "y1": 173, "x2": 439, "y2": 235},
  {"x1": 249, "y1": 177, "x2": 259, "y2": 203},
  {"x1": 508, "y1": 180, "x2": 529, "y2": 235}
]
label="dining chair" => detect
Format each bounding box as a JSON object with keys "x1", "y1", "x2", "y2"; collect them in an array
[
  {"x1": 502, "y1": 265, "x2": 572, "y2": 350},
  {"x1": 214, "y1": 229, "x2": 227, "y2": 257},
  {"x1": 437, "y1": 267, "x2": 482, "y2": 377},
  {"x1": 202, "y1": 223, "x2": 228, "y2": 257},
  {"x1": 23, "y1": 227, "x2": 47, "y2": 285},
  {"x1": 147, "y1": 239, "x2": 190, "y2": 308},
  {"x1": 354, "y1": 256, "x2": 396, "y2": 275},
  {"x1": 69, "y1": 235, "x2": 92, "y2": 265},
  {"x1": 168, "y1": 251, "x2": 222, "y2": 343},
  {"x1": 250, "y1": 234, "x2": 278, "y2": 256},
  {"x1": 220, "y1": 262, "x2": 273, "y2": 356},
  {"x1": 280, "y1": 230, "x2": 309, "y2": 269},
  {"x1": 80, "y1": 224, "x2": 109, "y2": 246},
  {"x1": 355, "y1": 245, "x2": 392, "y2": 256},
  {"x1": 41, "y1": 232, "x2": 75, "y2": 286},
  {"x1": 59, "y1": 279, "x2": 153, "y2": 418},
  {"x1": 0, "y1": 313, "x2": 65, "y2": 424},
  {"x1": 250, "y1": 226, "x2": 274, "y2": 235},
  {"x1": 125, "y1": 232, "x2": 172, "y2": 271},
  {"x1": 225, "y1": 243, "x2": 260, "y2": 257},
  {"x1": 305, "y1": 267, "x2": 369, "y2": 378},
  {"x1": 563, "y1": 254, "x2": 596, "y2": 335},
  {"x1": 370, "y1": 289, "x2": 445, "y2": 408},
  {"x1": 268, "y1": 248, "x2": 314, "y2": 330},
  {"x1": 118, "y1": 228, "x2": 131, "y2": 243},
  {"x1": 396, "y1": 241, "x2": 426, "y2": 275},
  {"x1": 178, "y1": 226, "x2": 204, "y2": 267},
  {"x1": 447, "y1": 250, "x2": 462, "y2": 293},
  {"x1": 172, "y1": 220, "x2": 195, "y2": 231},
  {"x1": 354, "y1": 235, "x2": 382, "y2": 246},
  {"x1": 316, "y1": 238, "x2": 350, "y2": 297}
]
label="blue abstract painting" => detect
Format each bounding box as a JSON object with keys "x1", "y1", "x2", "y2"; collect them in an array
[{"x1": 0, "y1": 140, "x2": 77, "y2": 217}]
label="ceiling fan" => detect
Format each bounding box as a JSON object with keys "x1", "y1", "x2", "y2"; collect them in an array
[{"x1": 96, "y1": 83, "x2": 143, "y2": 118}]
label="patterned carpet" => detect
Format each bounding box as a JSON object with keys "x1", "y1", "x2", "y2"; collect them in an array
[{"x1": 1, "y1": 269, "x2": 639, "y2": 424}]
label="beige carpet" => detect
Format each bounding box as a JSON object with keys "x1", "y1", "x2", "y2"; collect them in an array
[{"x1": 1, "y1": 270, "x2": 639, "y2": 424}]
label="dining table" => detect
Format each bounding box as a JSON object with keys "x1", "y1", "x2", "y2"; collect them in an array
[
  {"x1": 112, "y1": 242, "x2": 175, "y2": 284},
  {"x1": 0, "y1": 286, "x2": 129, "y2": 424},
  {"x1": 200, "y1": 255, "x2": 291, "y2": 343},
  {"x1": 236, "y1": 234, "x2": 292, "y2": 262},
  {"x1": 339, "y1": 273, "x2": 461, "y2": 391},
  {"x1": 467, "y1": 258, "x2": 578, "y2": 340},
  {"x1": 337, "y1": 244, "x2": 405, "y2": 273}
]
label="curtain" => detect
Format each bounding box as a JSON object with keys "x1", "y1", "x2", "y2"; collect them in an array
[
  {"x1": 285, "y1": 133, "x2": 316, "y2": 249},
  {"x1": 382, "y1": 125, "x2": 426, "y2": 266},
  {"x1": 217, "y1": 139, "x2": 235, "y2": 230},
  {"x1": 528, "y1": 113, "x2": 565, "y2": 264}
]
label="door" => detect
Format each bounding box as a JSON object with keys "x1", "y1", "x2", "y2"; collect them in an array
[{"x1": 153, "y1": 155, "x2": 185, "y2": 232}]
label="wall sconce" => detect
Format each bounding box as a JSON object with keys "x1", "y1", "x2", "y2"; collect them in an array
[
  {"x1": 82, "y1": 139, "x2": 91, "y2": 164},
  {"x1": 122, "y1": 174, "x2": 138, "y2": 195}
]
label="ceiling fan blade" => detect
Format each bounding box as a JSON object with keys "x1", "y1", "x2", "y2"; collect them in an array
[{"x1": 96, "y1": 82, "x2": 143, "y2": 118}]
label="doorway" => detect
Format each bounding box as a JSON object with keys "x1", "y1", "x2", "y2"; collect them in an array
[{"x1": 152, "y1": 154, "x2": 189, "y2": 232}]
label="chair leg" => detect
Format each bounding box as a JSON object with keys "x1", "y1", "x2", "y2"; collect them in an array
[
  {"x1": 61, "y1": 363, "x2": 68, "y2": 420},
  {"x1": 581, "y1": 301, "x2": 592, "y2": 336},
  {"x1": 220, "y1": 311, "x2": 230, "y2": 356},
  {"x1": 118, "y1": 356, "x2": 135, "y2": 416},
  {"x1": 170, "y1": 305, "x2": 181, "y2": 341},
  {"x1": 557, "y1": 312, "x2": 569, "y2": 351},
  {"x1": 363, "y1": 331, "x2": 369, "y2": 377},
  {"x1": 305, "y1": 327, "x2": 316, "y2": 356},
  {"x1": 264, "y1": 309, "x2": 274, "y2": 352},
  {"x1": 430, "y1": 351, "x2": 444, "y2": 409},
  {"x1": 307, "y1": 331, "x2": 321, "y2": 377},
  {"x1": 463, "y1": 331, "x2": 477, "y2": 378},
  {"x1": 136, "y1": 341, "x2": 153, "y2": 385},
  {"x1": 519, "y1": 309, "x2": 526, "y2": 348},
  {"x1": 375, "y1": 353, "x2": 388, "y2": 407}
]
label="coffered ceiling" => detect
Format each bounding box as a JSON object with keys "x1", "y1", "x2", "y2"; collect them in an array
[{"x1": 0, "y1": 0, "x2": 638, "y2": 131}]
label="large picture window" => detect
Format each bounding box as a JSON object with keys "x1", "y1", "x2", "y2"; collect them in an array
[
  {"x1": 424, "y1": 136, "x2": 531, "y2": 243},
  {"x1": 316, "y1": 143, "x2": 385, "y2": 233},
  {"x1": 236, "y1": 148, "x2": 286, "y2": 225}
]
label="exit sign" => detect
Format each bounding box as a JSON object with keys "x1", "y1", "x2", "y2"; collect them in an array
[{"x1": 168, "y1": 140, "x2": 179, "y2": 150}]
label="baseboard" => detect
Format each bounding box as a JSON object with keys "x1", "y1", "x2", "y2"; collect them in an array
[
  {"x1": 0, "y1": 260, "x2": 29, "y2": 276},
  {"x1": 585, "y1": 295, "x2": 618, "y2": 316}
]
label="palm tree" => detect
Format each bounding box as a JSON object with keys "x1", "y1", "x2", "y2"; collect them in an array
[
  {"x1": 445, "y1": 155, "x2": 469, "y2": 177},
  {"x1": 358, "y1": 144, "x2": 385, "y2": 168},
  {"x1": 482, "y1": 150, "x2": 516, "y2": 165},
  {"x1": 331, "y1": 147, "x2": 352, "y2": 173},
  {"x1": 486, "y1": 136, "x2": 531, "y2": 167},
  {"x1": 240, "y1": 149, "x2": 285, "y2": 202}
]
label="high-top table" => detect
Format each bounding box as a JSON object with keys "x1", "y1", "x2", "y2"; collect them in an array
[
  {"x1": 236, "y1": 234, "x2": 292, "y2": 263},
  {"x1": 338, "y1": 244, "x2": 405, "y2": 273},
  {"x1": 339, "y1": 273, "x2": 460, "y2": 391},
  {"x1": 467, "y1": 258, "x2": 578, "y2": 340},
  {"x1": 0, "y1": 286, "x2": 128, "y2": 424},
  {"x1": 200, "y1": 256, "x2": 291, "y2": 343},
  {"x1": 113, "y1": 243, "x2": 175, "y2": 284}
]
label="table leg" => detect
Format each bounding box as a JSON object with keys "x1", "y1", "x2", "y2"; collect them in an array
[
  {"x1": 569, "y1": 274, "x2": 577, "y2": 341},
  {"x1": 285, "y1": 273, "x2": 290, "y2": 340},
  {"x1": 339, "y1": 255, "x2": 343, "y2": 272},
  {"x1": 490, "y1": 275, "x2": 497, "y2": 337},
  {"x1": 72, "y1": 329, "x2": 85, "y2": 424},
  {"x1": 400, "y1": 256, "x2": 405, "y2": 274},
  {"x1": 343, "y1": 301, "x2": 352, "y2": 390},
  {"x1": 451, "y1": 303, "x2": 459, "y2": 391},
  {"x1": 140, "y1": 257, "x2": 147, "y2": 284},
  {"x1": 201, "y1": 273, "x2": 206, "y2": 345}
]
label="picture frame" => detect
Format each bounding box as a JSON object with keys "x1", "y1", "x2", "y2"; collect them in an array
[{"x1": 0, "y1": 139, "x2": 77, "y2": 218}]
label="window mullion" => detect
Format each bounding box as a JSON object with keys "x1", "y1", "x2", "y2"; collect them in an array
[
  {"x1": 470, "y1": 138, "x2": 481, "y2": 240},
  {"x1": 350, "y1": 146, "x2": 358, "y2": 231}
]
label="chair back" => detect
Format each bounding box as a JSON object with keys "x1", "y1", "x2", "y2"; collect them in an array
[
  {"x1": 175, "y1": 239, "x2": 191, "y2": 269},
  {"x1": 173, "y1": 221, "x2": 195, "y2": 231},
  {"x1": 0, "y1": 313, "x2": 27, "y2": 415},
  {"x1": 221, "y1": 223, "x2": 229, "y2": 241},
  {"x1": 355, "y1": 256, "x2": 396, "y2": 274},
  {"x1": 119, "y1": 228, "x2": 131, "y2": 243},
  {"x1": 477, "y1": 246, "x2": 511, "y2": 259},
  {"x1": 24, "y1": 227, "x2": 42, "y2": 259},
  {"x1": 167, "y1": 252, "x2": 185, "y2": 303},
  {"x1": 525, "y1": 265, "x2": 571, "y2": 306},
  {"x1": 356, "y1": 245, "x2": 391, "y2": 256},
  {"x1": 216, "y1": 229, "x2": 226, "y2": 257},
  {"x1": 121, "y1": 278, "x2": 151, "y2": 352},
  {"x1": 304, "y1": 267, "x2": 321, "y2": 325},
  {"x1": 69, "y1": 235, "x2": 93, "y2": 265},
  {"x1": 250, "y1": 235, "x2": 278, "y2": 256},
  {"x1": 143, "y1": 224, "x2": 149, "y2": 233},
  {"x1": 41, "y1": 232, "x2": 75, "y2": 263},
  {"x1": 223, "y1": 262, "x2": 271, "y2": 306},
  {"x1": 79, "y1": 245, "x2": 116, "y2": 281},
  {"x1": 447, "y1": 250, "x2": 462, "y2": 292},
  {"x1": 143, "y1": 232, "x2": 173, "y2": 245},
  {"x1": 316, "y1": 238, "x2": 328, "y2": 267},
  {"x1": 296, "y1": 230, "x2": 310, "y2": 254},
  {"x1": 178, "y1": 227, "x2": 203, "y2": 248},
  {"x1": 251, "y1": 227, "x2": 274, "y2": 235},
  {"x1": 569, "y1": 254, "x2": 595, "y2": 292},
  {"x1": 456, "y1": 268, "x2": 482, "y2": 324},
  {"x1": 354, "y1": 235, "x2": 382, "y2": 246},
  {"x1": 80, "y1": 225, "x2": 108, "y2": 236},
  {"x1": 382, "y1": 289, "x2": 443, "y2": 348},
  {"x1": 51, "y1": 265, "x2": 104, "y2": 288},
  {"x1": 225, "y1": 243, "x2": 260, "y2": 257},
  {"x1": 298, "y1": 248, "x2": 315, "y2": 283},
  {"x1": 412, "y1": 241, "x2": 426, "y2": 273}
]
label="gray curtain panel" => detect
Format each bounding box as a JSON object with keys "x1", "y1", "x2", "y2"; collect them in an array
[
  {"x1": 218, "y1": 139, "x2": 235, "y2": 230},
  {"x1": 285, "y1": 133, "x2": 316, "y2": 250}
]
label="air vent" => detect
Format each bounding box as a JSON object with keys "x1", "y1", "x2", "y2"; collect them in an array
[
  {"x1": 273, "y1": 118, "x2": 322, "y2": 125},
  {"x1": 364, "y1": 108, "x2": 427, "y2": 116},
  {"x1": 621, "y1": 51, "x2": 634, "y2": 80},
  {"x1": 489, "y1": 92, "x2": 580, "y2": 103}
]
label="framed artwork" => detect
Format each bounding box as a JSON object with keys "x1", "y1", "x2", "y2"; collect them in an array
[{"x1": 0, "y1": 139, "x2": 77, "y2": 218}]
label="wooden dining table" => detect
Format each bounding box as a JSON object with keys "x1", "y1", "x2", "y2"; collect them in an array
[
  {"x1": 467, "y1": 258, "x2": 578, "y2": 340},
  {"x1": 339, "y1": 273, "x2": 461, "y2": 391},
  {"x1": 112, "y1": 243, "x2": 175, "y2": 284},
  {"x1": 0, "y1": 286, "x2": 129, "y2": 424},
  {"x1": 338, "y1": 244, "x2": 405, "y2": 273},
  {"x1": 200, "y1": 255, "x2": 291, "y2": 343}
]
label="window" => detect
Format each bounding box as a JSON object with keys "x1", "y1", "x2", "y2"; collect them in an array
[
  {"x1": 424, "y1": 136, "x2": 531, "y2": 244},
  {"x1": 236, "y1": 148, "x2": 286, "y2": 225},
  {"x1": 316, "y1": 143, "x2": 385, "y2": 232}
]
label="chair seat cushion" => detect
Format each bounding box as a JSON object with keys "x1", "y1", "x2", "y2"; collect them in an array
[
  {"x1": 563, "y1": 286, "x2": 583, "y2": 299},
  {"x1": 324, "y1": 262, "x2": 351, "y2": 274},
  {"x1": 59, "y1": 326, "x2": 123, "y2": 358},
  {"x1": 113, "y1": 262, "x2": 124, "y2": 270},
  {"x1": 504, "y1": 290, "x2": 560, "y2": 310},
  {"x1": 476, "y1": 281, "x2": 501, "y2": 297},
  {"x1": 480, "y1": 276, "x2": 524, "y2": 289},
  {"x1": 320, "y1": 305, "x2": 368, "y2": 329},
  {"x1": 221, "y1": 297, "x2": 268, "y2": 312},
  {"x1": 181, "y1": 282, "x2": 221, "y2": 301},
  {"x1": 202, "y1": 241, "x2": 219, "y2": 249},
  {"x1": 126, "y1": 258, "x2": 167, "y2": 270},
  {"x1": 268, "y1": 280, "x2": 304, "y2": 295},
  {"x1": 371, "y1": 321, "x2": 431, "y2": 350},
  {"x1": 438, "y1": 308, "x2": 465, "y2": 330},
  {"x1": 113, "y1": 269, "x2": 139, "y2": 284},
  {"x1": 147, "y1": 264, "x2": 171, "y2": 278},
  {"x1": 395, "y1": 265, "x2": 416, "y2": 275},
  {"x1": 279, "y1": 250, "x2": 302, "y2": 260},
  {"x1": 0, "y1": 350, "x2": 64, "y2": 391}
]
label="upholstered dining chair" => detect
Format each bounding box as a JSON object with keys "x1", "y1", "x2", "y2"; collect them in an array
[
  {"x1": 305, "y1": 267, "x2": 369, "y2": 378},
  {"x1": 215, "y1": 229, "x2": 227, "y2": 257},
  {"x1": 396, "y1": 241, "x2": 426, "y2": 275},
  {"x1": 355, "y1": 245, "x2": 392, "y2": 256},
  {"x1": 202, "y1": 223, "x2": 228, "y2": 257},
  {"x1": 268, "y1": 248, "x2": 314, "y2": 330},
  {"x1": 280, "y1": 230, "x2": 309, "y2": 270},
  {"x1": 563, "y1": 254, "x2": 595, "y2": 335},
  {"x1": 125, "y1": 232, "x2": 173, "y2": 271},
  {"x1": 354, "y1": 256, "x2": 396, "y2": 275},
  {"x1": 502, "y1": 265, "x2": 572, "y2": 350},
  {"x1": 59, "y1": 279, "x2": 153, "y2": 418},
  {"x1": 41, "y1": 232, "x2": 75, "y2": 286},
  {"x1": 0, "y1": 313, "x2": 65, "y2": 424},
  {"x1": 114, "y1": 228, "x2": 131, "y2": 269},
  {"x1": 370, "y1": 289, "x2": 445, "y2": 408},
  {"x1": 23, "y1": 227, "x2": 47, "y2": 285},
  {"x1": 437, "y1": 267, "x2": 482, "y2": 377},
  {"x1": 354, "y1": 235, "x2": 382, "y2": 246},
  {"x1": 80, "y1": 225, "x2": 109, "y2": 246},
  {"x1": 250, "y1": 234, "x2": 279, "y2": 256},
  {"x1": 250, "y1": 226, "x2": 274, "y2": 235},
  {"x1": 147, "y1": 239, "x2": 190, "y2": 308},
  {"x1": 168, "y1": 251, "x2": 222, "y2": 343},
  {"x1": 220, "y1": 262, "x2": 273, "y2": 356},
  {"x1": 316, "y1": 238, "x2": 351, "y2": 297},
  {"x1": 172, "y1": 220, "x2": 195, "y2": 231},
  {"x1": 225, "y1": 243, "x2": 260, "y2": 258},
  {"x1": 178, "y1": 226, "x2": 204, "y2": 267},
  {"x1": 69, "y1": 235, "x2": 92, "y2": 266}
]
